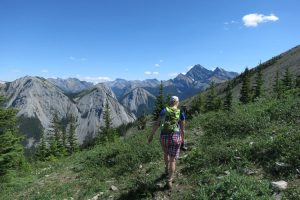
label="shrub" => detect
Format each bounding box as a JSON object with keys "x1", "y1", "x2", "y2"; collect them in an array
[{"x1": 196, "y1": 172, "x2": 272, "y2": 200}]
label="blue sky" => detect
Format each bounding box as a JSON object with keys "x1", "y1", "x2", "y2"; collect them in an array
[{"x1": 0, "y1": 0, "x2": 299, "y2": 83}]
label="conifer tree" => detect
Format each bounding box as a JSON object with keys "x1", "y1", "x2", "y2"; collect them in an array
[
  {"x1": 49, "y1": 112, "x2": 64, "y2": 157},
  {"x1": 282, "y1": 68, "x2": 293, "y2": 90},
  {"x1": 273, "y1": 70, "x2": 283, "y2": 99},
  {"x1": 191, "y1": 93, "x2": 204, "y2": 114},
  {"x1": 253, "y1": 68, "x2": 264, "y2": 100},
  {"x1": 61, "y1": 126, "x2": 67, "y2": 149},
  {"x1": 137, "y1": 111, "x2": 147, "y2": 130},
  {"x1": 97, "y1": 99, "x2": 116, "y2": 144},
  {"x1": 239, "y1": 68, "x2": 251, "y2": 104},
  {"x1": 205, "y1": 81, "x2": 218, "y2": 112},
  {"x1": 0, "y1": 96, "x2": 25, "y2": 178},
  {"x1": 35, "y1": 130, "x2": 48, "y2": 161},
  {"x1": 296, "y1": 73, "x2": 300, "y2": 88},
  {"x1": 68, "y1": 114, "x2": 79, "y2": 153},
  {"x1": 48, "y1": 134, "x2": 59, "y2": 158},
  {"x1": 223, "y1": 81, "x2": 233, "y2": 110},
  {"x1": 153, "y1": 81, "x2": 164, "y2": 120}
]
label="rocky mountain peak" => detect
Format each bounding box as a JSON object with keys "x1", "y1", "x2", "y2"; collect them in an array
[
  {"x1": 48, "y1": 77, "x2": 93, "y2": 93},
  {"x1": 186, "y1": 64, "x2": 213, "y2": 81},
  {"x1": 121, "y1": 87, "x2": 156, "y2": 116}
]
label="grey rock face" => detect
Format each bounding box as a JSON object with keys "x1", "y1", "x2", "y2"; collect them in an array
[
  {"x1": 107, "y1": 65, "x2": 238, "y2": 101},
  {"x1": 48, "y1": 78, "x2": 94, "y2": 93},
  {"x1": 3, "y1": 76, "x2": 135, "y2": 146},
  {"x1": 76, "y1": 85, "x2": 136, "y2": 143},
  {"x1": 186, "y1": 64, "x2": 213, "y2": 81},
  {"x1": 121, "y1": 87, "x2": 156, "y2": 116},
  {"x1": 5, "y1": 76, "x2": 78, "y2": 129},
  {"x1": 106, "y1": 78, "x2": 160, "y2": 100}
]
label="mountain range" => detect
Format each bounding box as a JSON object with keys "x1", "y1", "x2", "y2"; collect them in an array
[
  {"x1": 185, "y1": 45, "x2": 300, "y2": 107},
  {"x1": 0, "y1": 64, "x2": 237, "y2": 148}
]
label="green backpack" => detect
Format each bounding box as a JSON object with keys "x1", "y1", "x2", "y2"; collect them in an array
[{"x1": 160, "y1": 106, "x2": 181, "y2": 132}]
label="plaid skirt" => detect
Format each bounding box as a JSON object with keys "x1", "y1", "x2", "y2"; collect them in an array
[{"x1": 160, "y1": 131, "x2": 182, "y2": 159}]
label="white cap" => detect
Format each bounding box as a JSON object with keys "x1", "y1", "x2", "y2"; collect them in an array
[{"x1": 170, "y1": 96, "x2": 179, "y2": 103}]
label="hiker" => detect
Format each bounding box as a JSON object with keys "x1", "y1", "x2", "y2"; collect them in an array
[{"x1": 148, "y1": 96, "x2": 186, "y2": 189}]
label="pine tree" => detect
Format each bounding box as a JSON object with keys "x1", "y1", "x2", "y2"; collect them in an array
[
  {"x1": 35, "y1": 130, "x2": 48, "y2": 161},
  {"x1": 296, "y1": 73, "x2": 300, "y2": 88},
  {"x1": 239, "y1": 68, "x2": 251, "y2": 104},
  {"x1": 50, "y1": 112, "x2": 64, "y2": 156},
  {"x1": 153, "y1": 81, "x2": 165, "y2": 120},
  {"x1": 0, "y1": 96, "x2": 25, "y2": 178},
  {"x1": 282, "y1": 68, "x2": 293, "y2": 90},
  {"x1": 253, "y1": 68, "x2": 264, "y2": 100},
  {"x1": 62, "y1": 126, "x2": 67, "y2": 148},
  {"x1": 205, "y1": 81, "x2": 218, "y2": 112},
  {"x1": 137, "y1": 111, "x2": 147, "y2": 130},
  {"x1": 191, "y1": 93, "x2": 204, "y2": 114},
  {"x1": 48, "y1": 134, "x2": 59, "y2": 159},
  {"x1": 273, "y1": 70, "x2": 283, "y2": 99},
  {"x1": 100, "y1": 99, "x2": 118, "y2": 143},
  {"x1": 68, "y1": 114, "x2": 79, "y2": 154},
  {"x1": 223, "y1": 82, "x2": 233, "y2": 111}
]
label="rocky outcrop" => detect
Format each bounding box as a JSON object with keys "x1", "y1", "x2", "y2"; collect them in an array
[
  {"x1": 75, "y1": 84, "x2": 136, "y2": 143},
  {"x1": 3, "y1": 76, "x2": 135, "y2": 146},
  {"x1": 48, "y1": 78, "x2": 94, "y2": 93},
  {"x1": 121, "y1": 87, "x2": 156, "y2": 116},
  {"x1": 5, "y1": 76, "x2": 78, "y2": 129}
]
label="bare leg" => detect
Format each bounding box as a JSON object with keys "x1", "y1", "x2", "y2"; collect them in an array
[
  {"x1": 163, "y1": 148, "x2": 169, "y2": 174},
  {"x1": 167, "y1": 156, "x2": 176, "y2": 189}
]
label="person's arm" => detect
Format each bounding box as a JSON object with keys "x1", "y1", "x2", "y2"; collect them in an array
[{"x1": 148, "y1": 119, "x2": 160, "y2": 143}]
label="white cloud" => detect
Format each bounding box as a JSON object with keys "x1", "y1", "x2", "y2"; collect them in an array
[
  {"x1": 41, "y1": 69, "x2": 49, "y2": 73},
  {"x1": 154, "y1": 63, "x2": 160, "y2": 67},
  {"x1": 145, "y1": 71, "x2": 159, "y2": 76},
  {"x1": 69, "y1": 56, "x2": 75, "y2": 61},
  {"x1": 242, "y1": 13, "x2": 279, "y2": 27},
  {"x1": 159, "y1": 59, "x2": 164, "y2": 63},
  {"x1": 168, "y1": 73, "x2": 179, "y2": 77},
  {"x1": 224, "y1": 20, "x2": 238, "y2": 25},
  {"x1": 69, "y1": 56, "x2": 87, "y2": 61},
  {"x1": 77, "y1": 76, "x2": 111, "y2": 84}
]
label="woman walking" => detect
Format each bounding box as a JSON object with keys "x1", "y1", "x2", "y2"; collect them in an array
[{"x1": 148, "y1": 96, "x2": 185, "y2": 189}]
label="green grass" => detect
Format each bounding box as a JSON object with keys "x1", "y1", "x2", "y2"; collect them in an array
[{"x1": 1, "y1": 89, "x2": 300, "y2": 199}]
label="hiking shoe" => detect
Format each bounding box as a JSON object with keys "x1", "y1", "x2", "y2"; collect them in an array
[
  {"x1": 181, "y1": 145, "x2": 188, "y2": 151},
  {"x1": 166, "y1": 181, "x2": 172, "y2": 190}
]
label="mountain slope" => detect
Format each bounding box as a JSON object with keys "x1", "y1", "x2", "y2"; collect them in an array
[
  {"x1": 4, "y1": 76, "x2": 79, "y2": 146},
  {"x1": 108, "y1": 66, "x2": 238, "y2": 101},
  {"x1": 121, "y1": 87, "x2": 156, "y2": 116},
  {"x1": 186, "y1": 64, "x2": 213, "y2": 81},
  {"x1": 75, "y1": 84, "x2": 136, "y2": 143},
  {"x1": 225, "y1": 45, "x2": 300, "y2": 101},
  {"x1": 106, "y1": 79, "x2": 160, "y2": 100},
  {"x1": 2, "y1": 88, "x2": 299, "y2": 199},
  {"x1": 184, "y1": 45, "x2": 300, "y2": 106},
  {"x1": 48, "y1": 78, "x2": 94, "y2": 93},
  {"x1": 2, "y1": 77, "x2": 135, "y2": 146}
]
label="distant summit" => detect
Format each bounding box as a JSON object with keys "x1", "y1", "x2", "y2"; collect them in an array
[
  {"x1": 186, "y1": 64, "x2": 213, "y2": 81},
  {"x1": 48, "y1": 77, "x2": 94, "y2": 93},
  {"x1": 185, "y1": 65, "x2": 238, "y2": 83}
]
